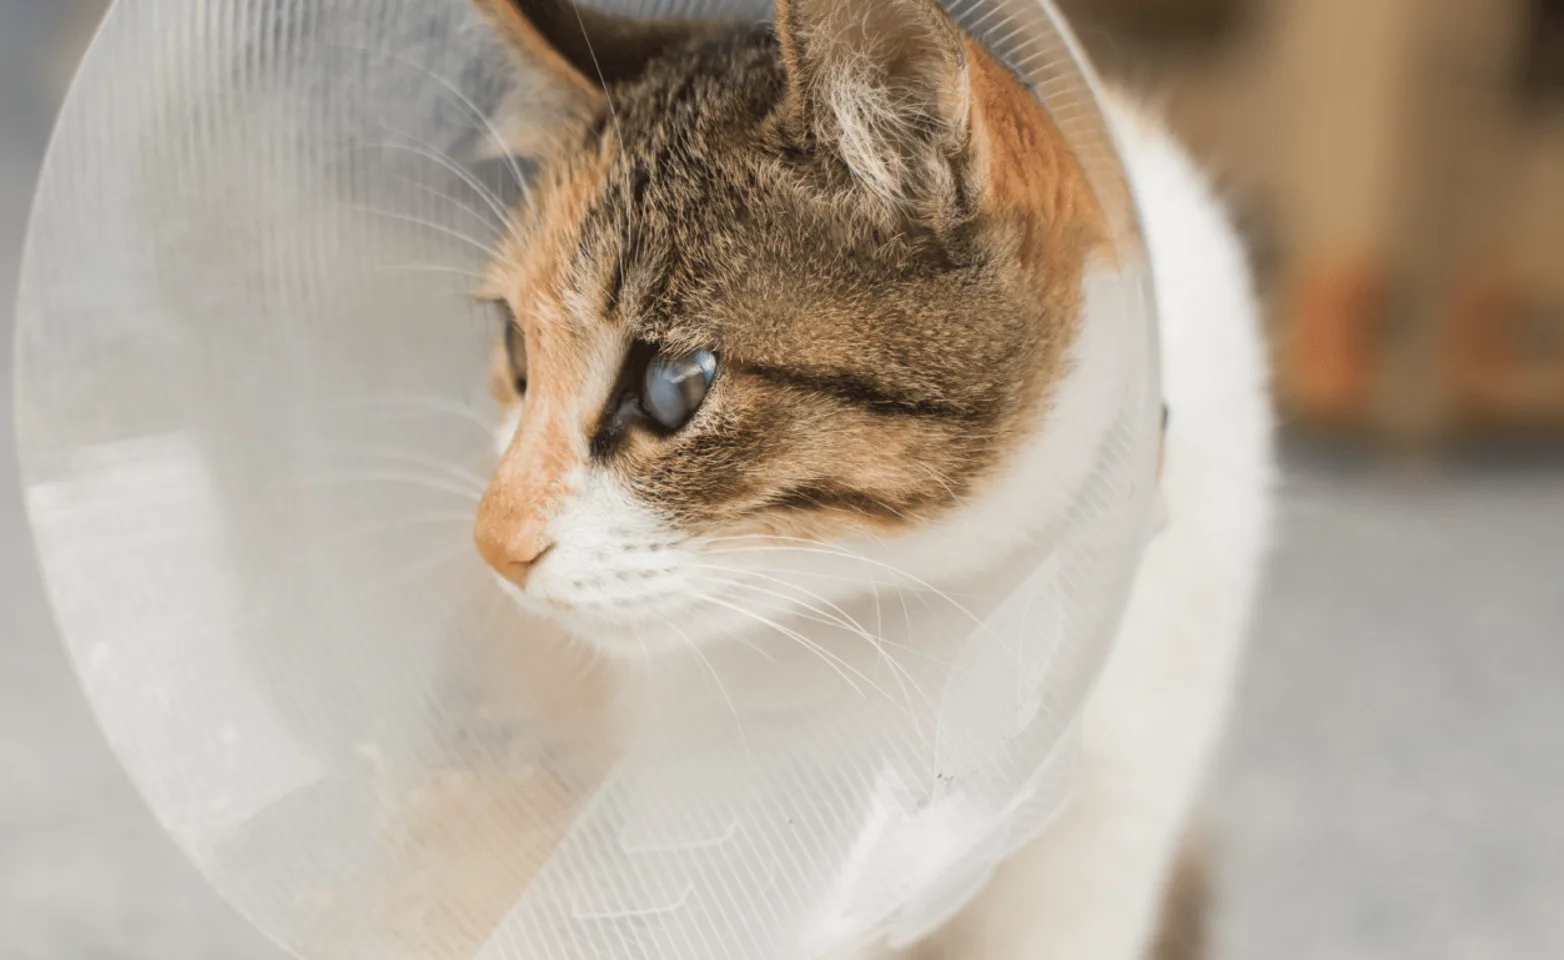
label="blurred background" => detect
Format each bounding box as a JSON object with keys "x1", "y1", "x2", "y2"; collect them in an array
[
  {"x1": 1060, "y1": 0, "x2": 1564, "y2": 441},
  {"x1": 1, "y1": 0, "x2": 1560, "y2": 958}
]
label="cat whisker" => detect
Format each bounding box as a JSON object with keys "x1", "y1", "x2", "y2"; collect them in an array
[
  {"x1": 725, "y1": 561, "x2": 906, "y2": 646},
  {"x1": 698, "y1": 573, "x2": 867, "y2": 641},
  {"x1": 388, "y1": 172, "x2": 507, "y2": 241},
  {"x1": 686, "y1": 590, "x2": 890, "y2": 703},
  {"x1": 327, "y1": 393, "x2": 496, "y2": 436},
  {"x1": 787, "y1": 486, "x2": 916, "y2": 524},
  {"x1": 691, "y1": 557, "x2": 896, "y2": 590},
  {"x1": 335, "y1": 446, "x2": 491, "y2": 494},
  {"x1": 695, "y1": 536, "x2": 904, "y2": 572},
  {"x1": 911, "y1": 460, "x2": 963, "y2": 505},
  {"x1": 335, "y1": 137, "x2": 519, "y2": 235},
  {"x1": 374, "y1": 126, "x2": 521, "y2": 226},
  {"x1": 697, "y1": 535, "x2": 996, "y2": 637},
  {"x1": 699, "y1": 573, "x2": 931, "y2": 712},
  {"x1": 299, "y1": 469, "x2": 483, "y2": 504},
  {"x1": 337, "y1": 202, "x2": 497, "y2": 258},
  {"x1": 327, "y1": 42, "x2": 531, "y2": 207},
  {"x1": 710, "y1": 581, "x2": 925, "y2": 709},
  {"x1": 692, "y1": 535, "x2": 918, "y2": 643},
  {"x1": 691, "y1": 564, "x2": 881, "y2": 648},
  {"x1": 716, "y1": 588, "x2": 854, "y2": 638},
  {"x1": 367, "y1": 262, "x2": 491, "y2": 285},
  {"x1": 700, "y1": 540, "x2": 1004, "y2": 656},
  {"x1": 560, "y1": 2, "x2": 632, "y2": 303},
  {"x1": 663, "y1": 618, "x2": 753, "y2": 760},
  {"x1": 322, "y1": 512, "x2": 476, "y2": 544}
]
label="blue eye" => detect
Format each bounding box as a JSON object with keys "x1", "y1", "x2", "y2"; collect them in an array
[{"x1": 642, "y1": 348, "x2": 717, "y2": 430}]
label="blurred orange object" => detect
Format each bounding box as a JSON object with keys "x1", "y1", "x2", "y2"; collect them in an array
[
  {"x1": 1444, "y1": 271, "x2": 1564, "y2": 429},
  {"x1": 1284, "y1": 263, "x2": 1385, "y2": 426}
]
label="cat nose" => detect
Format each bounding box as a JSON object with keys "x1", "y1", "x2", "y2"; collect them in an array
[{"x1": 474, "y1": 524, "x2": 555, "y2": 588}]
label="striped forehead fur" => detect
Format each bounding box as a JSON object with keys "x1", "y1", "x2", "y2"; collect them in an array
[{"x1": 476, "y1": 0, "x2": 1105, "y2": 542}]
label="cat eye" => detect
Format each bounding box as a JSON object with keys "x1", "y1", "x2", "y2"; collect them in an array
[
  {"x1": 504, "y1": 320, "x2": 527, "y2": 395},
  {"x1": 642, "y1": 348, "x2": 717, "y2": 430}
]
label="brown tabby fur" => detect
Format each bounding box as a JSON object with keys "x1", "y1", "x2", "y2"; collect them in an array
[{"x1": 470, "y1": 0, "x2": 1106, "y2": 578}]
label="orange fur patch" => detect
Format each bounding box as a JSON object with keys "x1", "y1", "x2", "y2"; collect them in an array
[
  {"x1": 470, "y1": 0, "x2": 605, "y2": 105},
  {"x1": 968, "y1": 40, "x2": 1109, "y2": 277},
  {"x1": 476, "y1": 151, "x2": 618, "y2": 583},
  {"x1": 963, "y1": 40, "x2": 1109, "y2": 418}
]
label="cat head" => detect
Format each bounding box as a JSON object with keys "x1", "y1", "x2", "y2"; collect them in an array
[{"x1": 469, "y1": 0, "x2": 1111, "y2": 657}]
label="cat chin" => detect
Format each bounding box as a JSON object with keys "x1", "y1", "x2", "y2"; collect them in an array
[{"x1": 493, "y1": 573, "x2": 764, "y2": 660}]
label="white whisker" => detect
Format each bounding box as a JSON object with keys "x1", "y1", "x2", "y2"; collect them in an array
[
  {"x1": 697, "y1": 535, "x2": 999, "y2": 642},
  {"x1": 693, "y1": 565, "x2": 876, "y2": 646},
  {"x1": 337, "y1": 202, "x2": 497, "y2": 257},
  {"x1": 562, "y1": 3, "x2": 632, "y2": 303},
  {"x1": 699, "y1": 572, "x2": 931, "y2": 711},
  {"x1": 368, "y1": 262, "x2": 491, "y2": 285},
  {"x1": 372, "y1": 128, "x2": 519, "y2": 226},
  {"x1": 389, "y1": 172, "x2": 506, "y2": 241},
  {"x1": 336, "y1": 446, "x2": 490, "y2": 494},
  {"x1": 328, "y1": 393, "x2": 496, "y2": 435},
  {"x1": 692, "y1": 537, "x2": 918, "y2": 656},
  {"x1": 665, "y1": 619, "x2": 752, "y2": 760},
  {"x1": 300, "y1": 469, "x2": 483, "y2": 504},
  {"x1": 698, "y1": 574, "x2": 860, "y2": 636},
  {"x1": 323, "y1": 512, "x2": 476, "y2": 544},
  {"x1": 688, "y1": 591, "x2": 891, "y2": 702},
  {"x1": 328, "y1": 43, "x2": 532, "y2": 207},
  {"x1": 912, "y1": 460, "x2": 962, "y2": 505}
]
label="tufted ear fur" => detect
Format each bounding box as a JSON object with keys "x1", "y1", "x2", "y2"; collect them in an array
[
  {"x1": 774, "y1": 0, "x2": 971, "y2": 210},
  {"x1": 472, "y1": 0, "x2": 719, "y2": 156}
]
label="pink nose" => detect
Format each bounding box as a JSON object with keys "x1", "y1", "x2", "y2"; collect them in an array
[{"x1": 474, "y1": 515, "x2": 555, "y2": 588}]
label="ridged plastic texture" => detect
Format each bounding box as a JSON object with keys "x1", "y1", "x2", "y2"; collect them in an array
[{"x1": 13, "y1": 1, "x2": 1159, "y2": 958}]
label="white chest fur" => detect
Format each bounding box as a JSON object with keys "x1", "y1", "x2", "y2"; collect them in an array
[{"x1": 846, "y1": 97, "x2": 1277, "y2": 960}]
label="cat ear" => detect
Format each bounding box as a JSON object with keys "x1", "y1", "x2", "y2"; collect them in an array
[
  {"x1": 474, "y1": 0, "x2": 719, "y2": 95},
  {"x1": 472, "y1": 0, "x2": 717, "y2": 155},
  {"x1": 774, "y1": 0, "x2": 971, "y2": 208}
]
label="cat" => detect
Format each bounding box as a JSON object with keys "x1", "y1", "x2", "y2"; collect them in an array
[{"x1": 465, "y1": 1, "x2": 1275, "y2": 959}]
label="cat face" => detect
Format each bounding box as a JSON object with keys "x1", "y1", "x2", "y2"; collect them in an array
[{"x1": 469, "y1": 0, "x2": 1106, "y2": 656}]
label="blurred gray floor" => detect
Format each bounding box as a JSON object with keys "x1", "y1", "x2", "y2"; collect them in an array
[
  {"x1": 1215, "y1": 460, "x2": 1564, "y2": 960},
  {"x1": 2, "y1": 6, "x2": 1562, "y2": 959}
]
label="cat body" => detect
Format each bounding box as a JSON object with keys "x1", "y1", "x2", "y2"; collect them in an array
[
  {"x1": 852, "y1": 97, "x2": 1276, "y2": 960},
  {"x1": 467, "y1": 2, "x2": 1274, "y2": 958}
]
